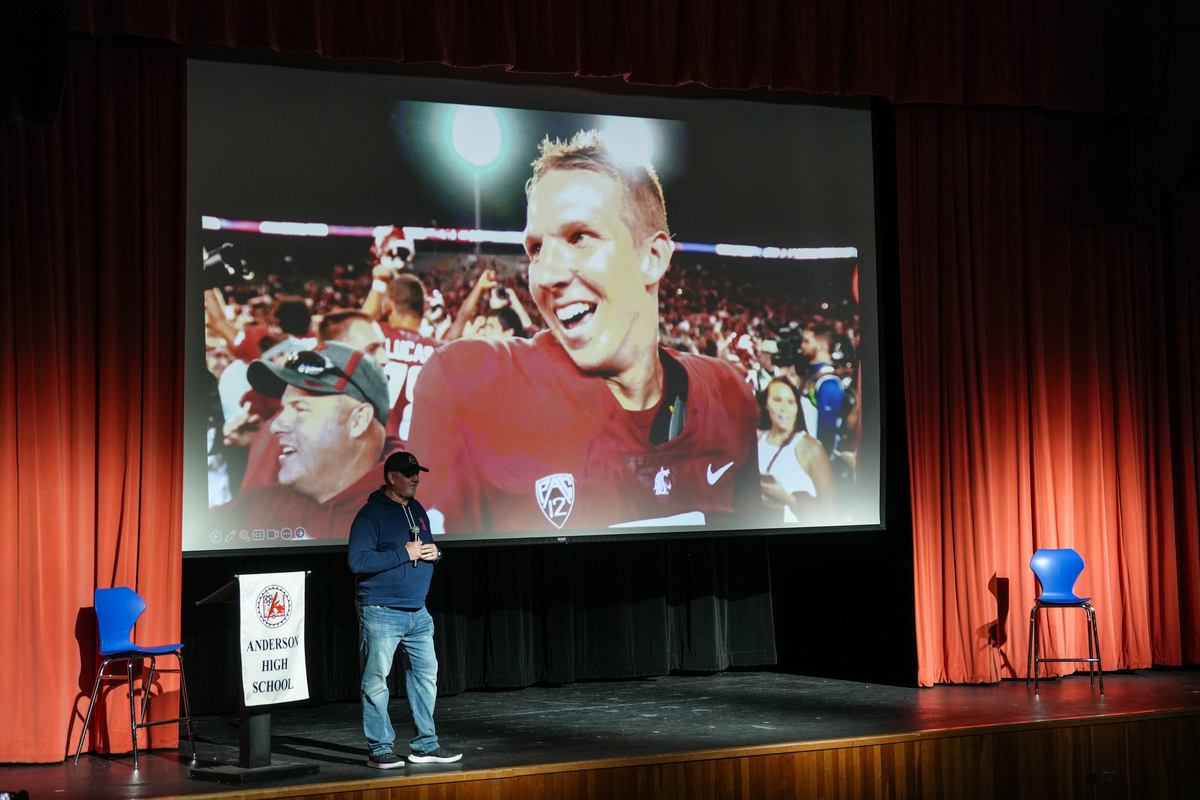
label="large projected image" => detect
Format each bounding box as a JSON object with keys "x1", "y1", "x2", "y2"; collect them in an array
[{"x1": 186, "y1": 60, "x2": 880, "y2": 551}]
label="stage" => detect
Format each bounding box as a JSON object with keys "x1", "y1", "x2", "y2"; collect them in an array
[{"x1": 8, "y1": 669, "x2": 1200, "y2": 799}]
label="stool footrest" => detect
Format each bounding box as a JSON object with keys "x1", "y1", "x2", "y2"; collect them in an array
[{"x1": 135, "y1": 717, "x2": 192, "y2": 729}]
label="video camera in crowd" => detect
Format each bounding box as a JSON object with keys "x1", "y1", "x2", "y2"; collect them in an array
[
  {"x1": 774, "y1": 324, "x2": 855, "y2": 370},
  {"x1": 202, "y1": 243, "x2": 255, "y2": 290},
  {"x1": 774, "y1": 326, "x2": 804, "y2": 368}
]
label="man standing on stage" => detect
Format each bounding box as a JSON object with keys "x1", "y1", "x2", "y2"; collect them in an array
[
  {"x1": 406, "y1": 130, "x2": 761, "y2": 533},
  {"x1": 348, "y1": 451, "x2": 461, "y2": 768}
]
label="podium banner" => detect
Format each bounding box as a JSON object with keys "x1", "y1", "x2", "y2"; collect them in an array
[{"x1": 238, "y1": 571, "x2": 309, "y2": 706}]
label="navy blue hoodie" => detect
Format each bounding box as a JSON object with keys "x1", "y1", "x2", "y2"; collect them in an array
[{"x1": 347, "y1": 488, "x2": 438, "y2": 608}]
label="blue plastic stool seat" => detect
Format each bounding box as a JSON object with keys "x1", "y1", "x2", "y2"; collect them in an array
[
  {"x1": 104, "y1": 643, "x2": 185, "y2": 656},
  {"x1": 74, "y1": 587, "x2": 196, "y2": 768},
  {"x1": 1026, "y1": 548, "x2": 1103, "y2": 693}
]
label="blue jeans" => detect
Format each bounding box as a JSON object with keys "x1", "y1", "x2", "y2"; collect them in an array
[{"x1": 358, "y1": 604, "x2": 440, "y2": 756}]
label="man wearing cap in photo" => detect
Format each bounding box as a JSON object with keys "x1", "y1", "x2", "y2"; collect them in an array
[
  {"x1": 348, "y1": 451, "x2": 461, "y2": 768},
  {"x1": 231, "y1": 310, "x2": 395, "y2": 496},
  {"x1": 210, "y1": 341, "x2": 396, "y2": 540}
]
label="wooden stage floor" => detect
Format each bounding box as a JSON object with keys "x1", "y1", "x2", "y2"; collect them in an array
[{"x1": 6, "y1": 668, "x2": 1200, "y2": 799}]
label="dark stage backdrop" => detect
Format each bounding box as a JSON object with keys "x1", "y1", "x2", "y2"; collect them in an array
[
  {"x1": 183, "y1": 538, "x2": 776, "y2": 713},
  {"x1": 2, "y1": 0, "x2": 1197, "y2": 764}
]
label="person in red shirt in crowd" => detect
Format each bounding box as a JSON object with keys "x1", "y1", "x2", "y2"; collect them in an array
[
  {"x1": 319, "y1": 309, "x2": 391, "y2": 370},
  {"x1": 210, "y1": 341, "x2": 395, "y2": 541},
  {"x1": 446, "y1": 267, "x2": 539, "y2": 341},
  {"x1": 363, "y1": 273, "x2": 444, "y2": 444},
  {"x1": 206, "y1": 293, "x2": 313, "y2": 365},
  {"x1": 406, "y1": 130, "x2": 762, "y2": 534},
  {"x1": 360, "y1": 226, "x2": 416, "y2": 326},
  {"x1": 229, "y1": 294, "x2": 274, "y2": 362}
]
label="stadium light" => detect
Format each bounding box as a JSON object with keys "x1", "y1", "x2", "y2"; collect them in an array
[
  {"x1": 603, "y1": 116, "x2": 656, "y2": 168},
  {"x1": 449, "y1": 105, "x2": 505, "y2": 254},
  {"x1": 451, "y1": 106, "x2": 503, "y2": 168}
]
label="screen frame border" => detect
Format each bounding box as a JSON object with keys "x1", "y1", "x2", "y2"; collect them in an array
[{"x1": 182, "y1": 45, "x2": 895, "y2": 556}]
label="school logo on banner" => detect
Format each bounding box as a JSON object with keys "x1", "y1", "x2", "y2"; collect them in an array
[
  {"x1": 239, "y1": 571, "x2": 309, "y2": 707},
  {"x1": 256, "y1": 585, "x2": 292, "y2": 628}
]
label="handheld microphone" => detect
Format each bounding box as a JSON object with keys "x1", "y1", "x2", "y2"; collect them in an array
[{"x1": 401, "y1": 502, "x2": 421, "y2": 568}]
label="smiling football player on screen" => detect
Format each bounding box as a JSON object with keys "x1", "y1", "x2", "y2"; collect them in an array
[{"x1": 406, "y1": 130, "x2": 761, "y2": 534}]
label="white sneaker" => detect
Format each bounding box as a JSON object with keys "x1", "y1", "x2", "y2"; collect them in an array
[{"x1": 408, "y1": 747, "x2": 462, "y2": 763}]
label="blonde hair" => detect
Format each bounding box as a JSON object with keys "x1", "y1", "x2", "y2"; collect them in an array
[{"x1": 526, "y1": 130, "x2": 670, "y2": 244}]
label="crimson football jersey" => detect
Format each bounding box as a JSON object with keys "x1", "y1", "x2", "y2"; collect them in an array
[
  {"x1": 233, "y1": 324, "x2": 272, "y2": 362},
  {"x1": 377, "y1": 323, "x2": 443, "y2": 444},
  {"x1": 406, "y1": 331, "x2": 762, "y2": 534},
  {"x1": 211, "y1": 459, "x2": 383, "y2": 541}
]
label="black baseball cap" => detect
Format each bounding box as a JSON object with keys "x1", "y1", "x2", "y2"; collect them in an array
[
  {"x1": 384, "y1": 451, "x2": 429, "y2": 478},
  {"x1": 248, "y1": 341, "x2": 390, "y2": 424}
]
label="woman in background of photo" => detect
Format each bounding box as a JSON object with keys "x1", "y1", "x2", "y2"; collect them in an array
[{"x1": 757, "y1": 377, "x2": 836, "y2": 524}]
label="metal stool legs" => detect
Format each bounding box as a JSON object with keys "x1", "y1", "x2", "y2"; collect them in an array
[
  {"x1": 1026, "y1": 602, "x2": 1103, "y2": 694},
  {"x1": 144, "y1": 654, "x2": 197, "y2": 760},
  {"x1": 1026, "y1": 605, "x2": 1038, "y2": 689},
  {"x1": 1084, "y1": 603, "x2": 1104, "y2": 693},
  {"x1": 75, "y1": 656, "x2": 115, "y2": 765},
  {"x1": 126, "y1": 659, "x2": 139, "y2": 768},
  {"x1": 74, "y1": 652, "x2": 196, "y2": 767},
  {"x1": 176, "y1": 652, "x2": 197, "y2": 759}
]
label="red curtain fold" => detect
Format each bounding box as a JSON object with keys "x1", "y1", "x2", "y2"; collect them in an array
[
  {"x1": 0, "y1": 38, "x2": 186, "y2": 762},
  {"x1": 1161, "y1": 188, "x2": 1200, "y2": 665},
  {"x1": 897, "y1": 105, "x2": 1200, "y2": 686},
  {"x1": 70, "y1": 0, "x2": 1160, "y2": 116}
]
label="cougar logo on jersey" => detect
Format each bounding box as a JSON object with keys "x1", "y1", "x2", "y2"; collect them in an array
[
  {"x1": 535, "y1": 473, "x2": 575, "y2": 529},
  {"x1": 653, "y1": 467, "x2": 672, "y2": 496}
]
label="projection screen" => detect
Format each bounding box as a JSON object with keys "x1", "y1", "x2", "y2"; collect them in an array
[{"x1": 184, "y1": 59, "x2": 881, "y2": 551}]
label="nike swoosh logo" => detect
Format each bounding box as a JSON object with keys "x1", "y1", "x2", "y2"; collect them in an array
[{"x1": 707, "y1": 461, "x2": 734, "y2": 485}]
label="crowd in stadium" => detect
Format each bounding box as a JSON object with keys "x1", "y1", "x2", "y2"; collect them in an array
[
  {"x1": 206, "y1": 242, "x2": 858, "y2": 387},
  {"x1": 202, "y1": 227, "x2": 861, "y2": 528}
]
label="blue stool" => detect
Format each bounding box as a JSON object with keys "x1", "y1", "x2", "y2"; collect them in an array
[
  {"x1": 1026, "y1": 548, "x2": 1103, "y2": 694},
  {"x1": 74, "y1": 587, "x2": 196, "y2": 768}
]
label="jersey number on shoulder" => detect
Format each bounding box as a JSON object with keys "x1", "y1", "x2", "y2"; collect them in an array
[{"x1": 383, "y1": 362, "x2": 422, "y2": 440}]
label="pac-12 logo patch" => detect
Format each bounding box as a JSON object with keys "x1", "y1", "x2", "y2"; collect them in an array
[
  {"x1": 256, "y1": 585, "x2": 292, "y2": 628},
  {"x1": 535, "y1": 473, "x2": 575, "y2": 529}
]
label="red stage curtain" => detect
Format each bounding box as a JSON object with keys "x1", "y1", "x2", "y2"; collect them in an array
[
  {"x1": 897, "y1": 105, "x2": 1200, "y2": 686},
  {"x1": 1, "y1": 3, "x2": 1191, "y2": 764},
  {"x1": 0, "y1": 38, "x2": 186, "y2": 762},
  {"x1": 70, "y1": 0, "x2": 1159, "y2": 115}
]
